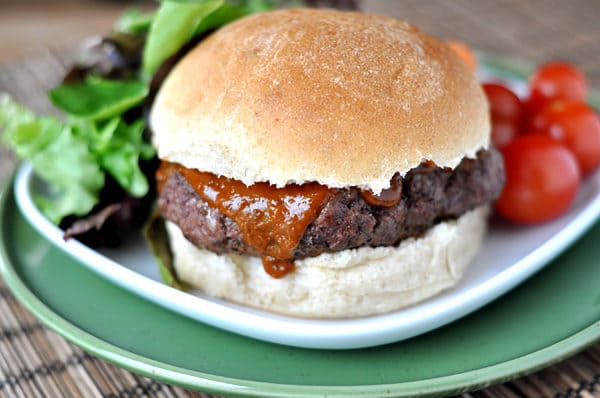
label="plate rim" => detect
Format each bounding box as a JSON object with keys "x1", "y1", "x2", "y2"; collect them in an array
[{"x1": 2, "y1": 173, "x2": 600, "y2": 398}]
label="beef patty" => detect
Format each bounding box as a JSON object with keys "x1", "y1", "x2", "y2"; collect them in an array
[{"x1": 158, "y1": 148, "x2": 504, "y2": 259}]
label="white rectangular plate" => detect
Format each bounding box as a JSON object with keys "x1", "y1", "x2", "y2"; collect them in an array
[{"x1": 13, "y1": 68, "x2": 600, "y2": 349}]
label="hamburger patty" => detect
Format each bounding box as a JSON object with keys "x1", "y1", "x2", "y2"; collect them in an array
[{"x1": 159, "y1": 148, "x2": 504, "y2": 259}]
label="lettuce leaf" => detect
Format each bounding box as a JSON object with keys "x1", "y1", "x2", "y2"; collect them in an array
[
  {"x1": 142, "y1": 0, "x2": 276, "y2": 76},
  {"x1": 114, "y1": 9, "x2": 156, "y2": 35},
  {"x1": 49, "y1": 76, "x2": 148, "y2": 121},
  {"x1": 143, "y1": 210, "x2": 187, "y2": 290},
  {"x1": 143, "y1": 0, "x2": 225, "y2": 76},
  {"x1": 0, "y1": 95, "x2": 156, "y2": 224},
  {"x1": 93, "y1": 118, "x2": 155, "y2": 197},
  {"x1": 0, "y1": 95, "x2": 104, "y2": 223}
]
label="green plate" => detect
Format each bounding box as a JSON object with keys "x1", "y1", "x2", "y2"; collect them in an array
[
  {"x1": 1, "y1": 175, "x2": 600, "y2": 398},
  {"x1": 1, "y1": 52, "x2": 600, "y2": 398}
]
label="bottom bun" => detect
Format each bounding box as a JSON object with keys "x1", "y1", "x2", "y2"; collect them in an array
[{"x1": 166, "y1": 206, "x2": 489, "y2": 318}]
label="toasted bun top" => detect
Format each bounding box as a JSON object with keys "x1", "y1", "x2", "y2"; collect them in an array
[{"x1": 151, "y1": 8, "x2": 490, "y2": 193}]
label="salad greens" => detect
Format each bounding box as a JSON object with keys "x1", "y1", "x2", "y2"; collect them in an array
[
  {"x1": 114, "y1": 9, "x2": 156, "y2": 35},
  {"x1": 0, "y1": 95, "x2": 104, "y2": 224},
  {"x1": 0, "y1": 0, "x2": 272, "y2": 227},
  {"x1": 74, "y1": 116, "x2": 156, "y2": 197},
  {"x1": 142, "y1": 0, "x2": 225, "y2": 76},
  {"x1": 49, "y1": 76, "x2": 148, "y2": 121},
  {"x1": 142, "y1": 0, "x2": 289, "y2": 76}
]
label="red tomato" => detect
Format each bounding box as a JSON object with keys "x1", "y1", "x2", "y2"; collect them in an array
[
  {"x1": 530, "y1": 101, "x2": 600, "y2": 175},
  {"x1": 495, "y1": 135, "x2": 580, "y2": 224},
  {"x1": 491, "y1": 119, "x2": 519, "y2": 149},
  {"x1": 528, "y1": 62, "x2": 587, "y2": 112},
  {"x1": 522, "y1": 97, "x2": 542, "y2": 131},
  {"x1": 483, "y1": 83, "x2": 523, "y2": 122}
]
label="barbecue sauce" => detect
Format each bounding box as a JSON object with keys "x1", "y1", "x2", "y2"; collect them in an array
[
  {"x1": 157, "y1": 162, "x2": 330, "y2": 278},
  {"x1": 359, "y1": 173, "x2": 403, "y2": 207}
]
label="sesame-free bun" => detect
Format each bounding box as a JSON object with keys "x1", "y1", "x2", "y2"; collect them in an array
[
  {"x1": 151, "y1": 9, "x2": 490, "y2": 193},
  {"x1": 167, "y1": 206, "x2": 488, "y2": 318}
]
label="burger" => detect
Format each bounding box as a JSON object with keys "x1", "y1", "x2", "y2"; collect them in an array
[{"x1": 150, "y1": 8, "x2": 505, "y2": 318}]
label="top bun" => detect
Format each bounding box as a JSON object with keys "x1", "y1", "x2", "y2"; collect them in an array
[{"x1": 151, "y1": 8, "x2": 490, "y2": 193}]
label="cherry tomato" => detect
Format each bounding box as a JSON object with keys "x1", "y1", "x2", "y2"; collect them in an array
[
  {"x1": 495, "y1": 134, "x2": 580, "y2": 224},
  {"x1": 522, "y1": 97, "x2": 542, "y2": 131},
  {"x1": 491, "y1": 119, "x2": 519, "y2": 149},
  {"x1": 483, "y1": 83, "x2": 523, "y2": 122},
  {"x1": 530, "y1": 101, "x2": 600, "y2": 175},
  {"x1": 446, "y1": 40, "x2": 477, "y2": 70},
  {"x1": 528, "y1": 62, "x2": 587, "y2": 112}
]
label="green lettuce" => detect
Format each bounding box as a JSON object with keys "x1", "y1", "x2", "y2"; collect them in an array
[
  {"x1": 114, "y1": 9, "x2": 156, "y2": 35},
  {"x1": 0, "y1": 95, "x2": 104, "y2": 223},
  {"x1": 0, "y1": 95, "x2": 156, "y2": 224},
  {"x1": 142, "y1": 0, "x2": 275, "y2": 76},
  {"x1": 142, "y1": 0, "x2": 225, "y2": 76},
  {"x1": 143, "y1": 210, "x2": 187, "y2": 290},
  {"x1": 1, "y1": 0, "x2": 272, "y2": 227},
  {"x1": 70, "y1": 116, "x2": 156, "y2": 197},
  {"x1": 96, "y1": 118, "x2": 155, "y2": 197},
  {"x1": 49, "y1": 76, "x2": 148, "y2": 121}
]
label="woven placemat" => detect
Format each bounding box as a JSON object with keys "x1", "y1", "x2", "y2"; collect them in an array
[{"x1": 1, "y1": 1, "x2": 599, "y2": 397}]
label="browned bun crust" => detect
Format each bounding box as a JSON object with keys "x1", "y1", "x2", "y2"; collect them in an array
[{"x1": 151, "y1": 8, "x2": 490, "y2": 193}]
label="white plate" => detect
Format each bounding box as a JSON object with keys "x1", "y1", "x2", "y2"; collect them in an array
[
  {"x1": 16, "y1": 164, "x2": 600, "y2": 350},
  {"x1": 13, "y1": 73, "x2": 600, "y2": 350}
]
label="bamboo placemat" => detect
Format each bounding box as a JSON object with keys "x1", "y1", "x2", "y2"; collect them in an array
[{"x1": 0, "y1": 1, "x2": 599, "y2": 397}]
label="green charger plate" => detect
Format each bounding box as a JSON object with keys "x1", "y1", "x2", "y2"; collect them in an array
[{"x1": 1, "y1": 173, "x2": 600, "y2": 398}]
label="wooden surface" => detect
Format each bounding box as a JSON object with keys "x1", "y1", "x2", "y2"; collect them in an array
[{"x1": 0, "y1": 1, "x2": 599, "y2": 397}]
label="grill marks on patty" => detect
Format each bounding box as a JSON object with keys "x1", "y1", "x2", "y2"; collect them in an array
[{"x1": 158, "y1": 148, "x2": 505, "y2": 260}]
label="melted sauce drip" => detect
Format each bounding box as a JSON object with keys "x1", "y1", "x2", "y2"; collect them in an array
[
  {"x1": 262, "y1": 256, "x2": 295, "y2": 278},
  {"x1": 360, "y1": 173, "x2": 403, "y2": 207},
  {"x1": 157, "y1": 162, "x2": 330, "y2": 278}
]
